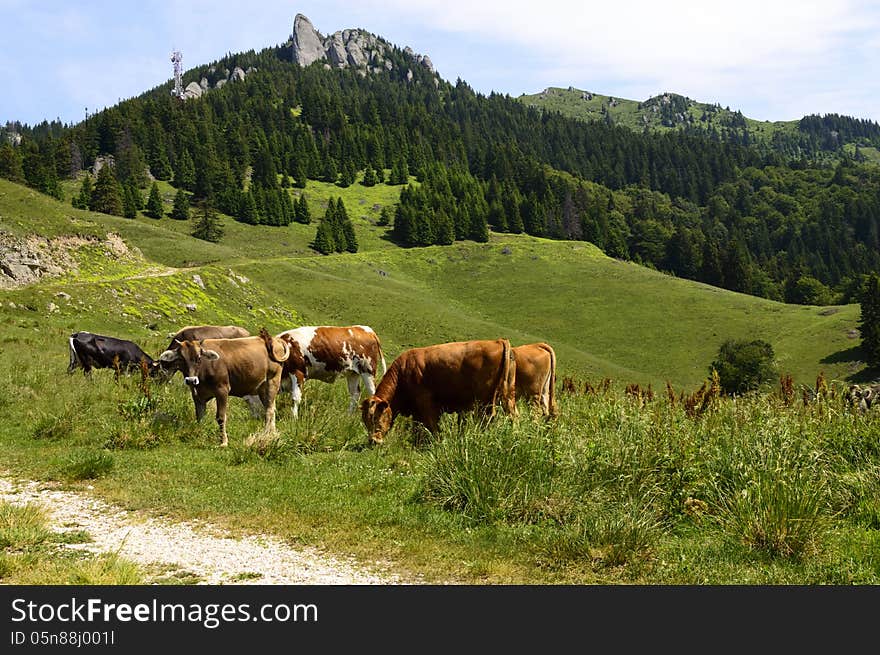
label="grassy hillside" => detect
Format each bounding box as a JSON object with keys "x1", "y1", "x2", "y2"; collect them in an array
[
  {"x1": 0, "y1": 178, "x2": 862, "y2": 389},
  {"x1": 518, "y1": 86, "x2": 798, "y2": 144},
  {"x1": 2, "y1": 178, "x2": 877, "y2": 586}
]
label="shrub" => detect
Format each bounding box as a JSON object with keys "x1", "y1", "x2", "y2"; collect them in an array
[{"x1": 710, "y1": 339, "x2": 777, "y2": 395}]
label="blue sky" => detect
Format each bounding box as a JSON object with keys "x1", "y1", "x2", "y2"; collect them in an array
[{"x1": 2, "y1": 0, "x2": 879, "y2": 127}]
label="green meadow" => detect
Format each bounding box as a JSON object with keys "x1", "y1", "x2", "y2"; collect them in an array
[{"x1": 1, "y1": 177, "x2": 878, "y2": 584}]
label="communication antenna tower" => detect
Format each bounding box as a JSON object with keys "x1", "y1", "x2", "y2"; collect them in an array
[{"x1": 171, "y1": 49, "x2": 184, "y2": 98}]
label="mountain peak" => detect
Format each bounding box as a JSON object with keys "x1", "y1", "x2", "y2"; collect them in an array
[{"x1": 288, "y1": 13, "x2": 435, "y2": 77}]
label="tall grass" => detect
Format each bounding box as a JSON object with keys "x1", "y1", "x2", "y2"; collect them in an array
[{"x1": 415, "y1": 381, "x2": 873, "y2": 574}]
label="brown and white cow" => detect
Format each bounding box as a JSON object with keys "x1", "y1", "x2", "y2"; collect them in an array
[
  {"x1": 361, "y1": 338, "x2": 517, "y2": 444},
  {"x1": 265, "y1": 325, "x2": 387, "y2": 417},
  {"x1": 158, "y1": 328, "x2": 290, "y2": 447},
  {"x1": 513, "y1": 342, "x2": 558, "y2": 417}
]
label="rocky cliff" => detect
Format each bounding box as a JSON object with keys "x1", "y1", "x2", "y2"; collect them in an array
[{"x1": 288, "y1": 14, "x2": 435, "y2": 80}]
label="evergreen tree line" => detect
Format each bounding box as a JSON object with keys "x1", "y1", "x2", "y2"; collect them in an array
[{"x1": 2, "y1": 43, "x2": 880, "y2": 296}]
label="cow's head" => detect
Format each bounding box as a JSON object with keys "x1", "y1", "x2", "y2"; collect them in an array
[
  {"x1": 361, "y1": 396, "x2": 393, "y2": 444},
  {"x1": 158, "y1": 340, "x2": 220, "y2": 387}
]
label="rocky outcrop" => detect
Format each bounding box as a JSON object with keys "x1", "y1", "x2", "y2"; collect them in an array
[
  {"x1": 291, "y1": 13, "x2": 326, "y2": 66},
  {"x1": 0, "y1": 232, "x2": 134, "y2": 289},
  {"x1": 183, "y1": 81, "x2": 202, "y2": 100},
  {"x1": 288, "y1": 13, "x2": 437, "y2": 80}
]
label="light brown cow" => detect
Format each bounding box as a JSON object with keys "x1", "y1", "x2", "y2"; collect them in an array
[
  {"x1": 164, "y1": 325, "x2": 251, "y2": 354},
  {"x1": 271, "y1": 325, "x2": 386, "y2": 417},
  {"x1": 158, "y1": 328, "x2": 290, "y2": 446},
  {"x1": 159, "y1": 325, "x2": 252, "y2": 383},
  {"x1": 513, "y1": 342, "x2": 558, "y2": 417},
  {"x1": 361, "y1": 338, "x2": 517, "y2": 445}
]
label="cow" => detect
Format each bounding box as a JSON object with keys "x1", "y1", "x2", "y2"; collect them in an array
[
  {"x1": 513, "y1": 342, "x2": 558, "y2": 417},
  {"x1": 164, "y1": 325, "x2": 251, "y2": 354},
  {"x1": 361, "y1": 338, "x2": 517, "y2": 445},
  {"x1": 158, "y1": 328, "x2": 290, "y2": 447},
  {"x1": 68, "y1": 331, "x2": 161, "y2": 377},
  {"x1": 266, "y1": 325, "x2": 387, "y2": 418},
  {"x1": 158, "y1": 325, "x2": 252, "y2": 383},
  {"x1": 849, "y1": 383, "x2": 880, "y2": 412}
]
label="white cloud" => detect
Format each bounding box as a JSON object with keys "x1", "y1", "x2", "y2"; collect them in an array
[{"x1": 350, "y1": 0, "x2": 880, "y2": 120}]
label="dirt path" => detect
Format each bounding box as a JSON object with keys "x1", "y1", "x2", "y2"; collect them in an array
[{"x1": 0, "y1": 474, "x2": 415, "y2": 585}]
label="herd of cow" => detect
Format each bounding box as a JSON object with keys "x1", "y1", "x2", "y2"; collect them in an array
[{"x1": 67, "y1": 325, "x2": 558, "y2": 446}]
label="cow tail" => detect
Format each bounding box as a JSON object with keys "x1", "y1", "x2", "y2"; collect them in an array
[
  {"x1": 545, "y1": 343, "x2": 558, "y2": 417},
  {"x1": 377, "y1": 336, "x2": 387, "y2": 376},
  {"x1": 498, "y1": 338, "x2": 517, "y2": 417},
  {"x1": 260, "y1": 327, "x2": 290, "y2": 363}
]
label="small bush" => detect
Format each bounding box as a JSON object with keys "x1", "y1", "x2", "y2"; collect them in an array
[{"x1": 710, "y1": 339, "x2": 778, "y2": 395}]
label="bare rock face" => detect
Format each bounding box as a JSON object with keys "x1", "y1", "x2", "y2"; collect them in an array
[
  {"x1": 326, "y1": 32, "x2": 348, "y2": 68},
  {"x1": 183, "y1": 81, "x2": 202, "y2": 100},
  {"x1": 291, "y1": 13, "x2": 325, "y2": 67},
  {"x1": 231, "y1": 66, "x2": 246, "y2": 82},
  {"x1": 289, "y1": 13, "x2": 435, "y2": 79}
]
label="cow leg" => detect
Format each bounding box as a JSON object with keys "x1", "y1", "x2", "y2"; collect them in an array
[
  {"x1": 243, "y1": 394, "x2": 263, "y2": 419},
  {"x1": 345, "y1": 373, "x2": 362, "y2": 414},
  {"x1": 67, "y1": 342, "x2": 78, "y2": 374},
  {"x1": 361, "y1": 372, "x2": 376, "y2": 398},
  {"x1": 193, "y1": 390, "x2": 208, "y2": 423},
  {"x1": 215, "y1": 391, "x2": 229, "y2": 447},
  {"x1": 290, "y1": 371, "x2": 304, "y2": 418},
  {"x1": 261, "y1": 380, "x2": 279, "y2": 435}
]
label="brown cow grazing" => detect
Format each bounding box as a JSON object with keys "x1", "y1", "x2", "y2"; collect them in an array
[
  {"x1": 513, "y1": 342, "x2": 557, "y2": 417},
  {"x1": 164, "y1": 325, "x2": 251, "y2": 354},
  {"x1": 158, "y1": 328, "x2": 290, "y2": 446},
  {"x1": 267, "y1": 325, "x2": 387, "y2": 417},
  {"x1": 361, "y1": 338, "x2": 517, "y2": 445}
]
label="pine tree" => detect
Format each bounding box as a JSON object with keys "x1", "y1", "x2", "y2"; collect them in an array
[
  {"x1": 312, "y1": 219, "x2": 336, "y2": 254},
  {"x1": 292, "y1": 159, "x2": 307, "y2": 188},
  {"x1": 192, "y1": 196, "x2": 224, "y2": 242},
  {"x1": 377, "y1": 205, "x2": 391, "y2": 226},
  {"x1": 72, "y1": 175, "x2": 93, "y2": 210},
  {"x1": 90, "y1": 164, "x2": 124, "y2": 216},
  {"x1": 294, "y1": 193, "x2": 311, "y2": 224},
  {"x1": 859, "y1": 274, "x2": 880, "y2": 367},
  {"x1": 322, "y1": 158, "x2": 338, "y2": 184},
  {"x1": 280, "y1": 189, "x2": 294, "y2": 226},
  {"x1": 329, "y1": 198, "x2": 348, "y2": 252},
  {"x1": 170, "y1": 188, "x2": 190, "y2": 220},
  {"x1": 340, "y1": 199, "x2": 358, "y2": 252},
  {"x1": 174, "y1": 149, "x2": 196, "y2": 191},
  {"x1": 238, "y1": 190, "x2": 259, "y2": 225},
  {"x1": 145, "y1": 181, "x2": 164, "y2": 219},
  {"x1": 337, "y1": 162, "x2": 355, "y2": 188},
  {"x1": 361, "y1": 166, "x2": 377, "y2": 187},
  {"x1": 122, "y1": 181, "x2": 138, "y2": 218}
]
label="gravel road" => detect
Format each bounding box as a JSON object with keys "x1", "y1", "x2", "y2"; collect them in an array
[{"x1": 0, "y1": 474, "x2": 414, "y2": 585}]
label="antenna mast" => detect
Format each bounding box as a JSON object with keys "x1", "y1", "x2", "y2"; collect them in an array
[{"x1": 171, "y1": 49, "x2": 184, "y2": 98}]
